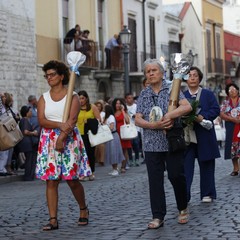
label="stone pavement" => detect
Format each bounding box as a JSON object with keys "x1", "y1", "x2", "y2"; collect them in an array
[{"x1": 0, "y1": 149, "x2": 240, "y2": 240}]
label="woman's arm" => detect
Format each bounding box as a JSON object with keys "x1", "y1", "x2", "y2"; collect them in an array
[
  {"x1": 56, "y1": 95, "x2": 80, "y2": 151},
  {"x1": 220, "y1": 111, "x2": 240, "y2": 124},
  {"x1": 164, "y1": 98, "x2": 192, "y2": 120},
  {"x1": 92, "y1": 104, "x2": 101, "y2": 121}
]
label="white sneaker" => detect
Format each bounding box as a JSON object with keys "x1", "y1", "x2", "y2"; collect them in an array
[
  {"x1": 202, "y1": 196, "x2": 212, "y2": 203},
  {"x1": 110, "y1": 170, "x2": 119, "y2": 176},
  {"x1": 135, "y1": 159, "x2": 140, "y2": 166},
  {"x1": 108, "y1": 170, "x2": 113, "y2": 175}
]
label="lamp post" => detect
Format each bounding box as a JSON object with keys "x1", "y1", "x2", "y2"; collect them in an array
[{"x1": 119, "y1": 25, "x2": 131, "y2": 94}]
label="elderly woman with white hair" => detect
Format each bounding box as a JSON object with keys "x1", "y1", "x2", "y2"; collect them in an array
[{"x1": 135, "y1": 58, "x2": 192, "y2": 229}]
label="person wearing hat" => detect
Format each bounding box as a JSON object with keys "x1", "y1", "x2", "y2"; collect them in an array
[
  {"x1": 17, "y1": 105, "x2": 38, "y2": 181},
  {"x1": 183, "y1": 66, "x2": 220, "y2": 203}
]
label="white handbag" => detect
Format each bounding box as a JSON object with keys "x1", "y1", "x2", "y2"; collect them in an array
[
  {"x1": 88, "y1": 124, "x2": 113, "y2": 147},
  {"x1": 184, "y1": 125, "x2": 197, "y2": 145},
  {"x1": 120, "y1": 120, "x2": 138, "y2": 140}
]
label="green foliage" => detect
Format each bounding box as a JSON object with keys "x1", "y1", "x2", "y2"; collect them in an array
[{"x1": 182, "y1": 100, "x2": 199, "y2": 126}]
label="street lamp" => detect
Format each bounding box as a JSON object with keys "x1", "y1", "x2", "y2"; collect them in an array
[{"x1": 119, "y1": 25, "x2": 131, "y2": 94}]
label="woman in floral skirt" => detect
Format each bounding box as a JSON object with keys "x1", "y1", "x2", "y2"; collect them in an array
[{"x1": 35, "y1": 60, "x2": 91, "y2": 230}]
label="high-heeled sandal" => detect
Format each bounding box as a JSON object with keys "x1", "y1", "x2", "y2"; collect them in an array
[
  {"x1": 178, "y1": 208, "x2": 189, "y2": 224},
  {"x1": 78, "y1": 206, "x2": 89, "y2": 226},
  {"x1": 42, "y1": 217, "x2": 59, "y2": 231}
]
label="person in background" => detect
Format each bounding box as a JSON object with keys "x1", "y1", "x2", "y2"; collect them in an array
[
  {"x1": 36, "y1": 60, "x2": 91, "y2": 230},
  {"x1": 77, "y1": 90, "x2": 101, "y2": 181},
  {"x1": 0, "y1": 92, "x2": 9, "y2": 176},
  {"x1": 105, "y1": 34, "x2": 119, "y2": 69},
  {"x1": 103, "y1": 105, "x2": 125, "y2": 176},
  {"x1": 142, "y1": 78, "x2": 150, "y2": 89},
  {"x1": 64, "y1": 24, "x2": 81, "y2": 54},
  {"x1": 220, "y1": 83, "x2": 240, "y2": 176},
  {"x1": 184, "y1": 66, "x2": 220, "y2": 203},
  {"x1": 94, "y1": 100, "x2": 106, "y2": 166},
  {"x1": 4, "y1": 92, "x2": 20, "y2": 175},
  {"x1": 112, "y1": 98, "x2": 131, "y2": 173},
  {"x1": 135, "y1": 58, "x2": 191, "y2": 229},
  {"x1": 125, "y1": 93, "x2": 140, "y2": 167},
  {"x1": 28, "y1": 95, "x2": 40, "y2": 132},
  {"x1": 17, "y1": 106, "x2": 38, "y2": 181}
]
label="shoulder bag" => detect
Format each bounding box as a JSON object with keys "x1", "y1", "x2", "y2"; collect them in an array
[
  {"x1": 0, "y1": 112, "x2": 23, "y2": 151},
  {"x1": 120, "y1": 119, "x2": 138, "y2": 140},
  {"x1": 88, "y1": 124, "x2": 113, "y2": 147}
]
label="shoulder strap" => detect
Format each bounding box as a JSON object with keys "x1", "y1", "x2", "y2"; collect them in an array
[{"x1": 196, "y1": 87, "x2": 202, "y2": 101}]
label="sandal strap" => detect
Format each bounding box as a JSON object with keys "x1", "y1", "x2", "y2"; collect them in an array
[
  {"x1": 48, "y1": 217, "x2": 57, "y2": 221},
  {"x1": 80, "y1": 205, "x2": 88, "y2": 210}
]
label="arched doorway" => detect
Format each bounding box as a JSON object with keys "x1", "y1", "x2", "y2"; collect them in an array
[{"x1": 97, "y1": 81, "x2": 107, "y2": 101}]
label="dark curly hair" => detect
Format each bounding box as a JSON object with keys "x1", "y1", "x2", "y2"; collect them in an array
[
  {"x1": 42, "y1": 60, "x2": 70, "y2": 85},
  {"x1": 225, "y1": 83, "x2": 239, "y2": 96},
  {"x1": 111, "y1": 98, "x2": 127, "y2": 113}
]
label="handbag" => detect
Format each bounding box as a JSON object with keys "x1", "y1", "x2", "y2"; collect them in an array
[
  {"x1": 88, "y1": 124, "x2": 113, "y2": 147},
  {"x1": 120, "y1": 120, "x2": 138, "y2": 140},
  {"x1": 166, "y1": 126, "x2": 186, "y2": 152},
  {"x1": 184, "y1": 125, "x2": 197, "y2": 145},
  {"x1": 0, "y1": 112, "x2": 23, "y2": 151}
]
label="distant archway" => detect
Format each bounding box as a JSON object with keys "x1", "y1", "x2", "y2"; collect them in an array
[{"x1": 97, "y1": 81, "x2": 107, "y2": 101}]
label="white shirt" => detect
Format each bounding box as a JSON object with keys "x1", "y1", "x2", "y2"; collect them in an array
[{"x1": 43, "y1": 91, "x2": 76, "y2": 122}]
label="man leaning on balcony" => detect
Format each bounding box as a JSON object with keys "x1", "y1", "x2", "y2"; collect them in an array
[{"x1": 105, "y1": 34, "x2": 119, "y2": 69}]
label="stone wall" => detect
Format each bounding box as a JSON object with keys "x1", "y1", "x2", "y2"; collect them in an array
[{"x1": 0, "y1": 1, "x2": 36, "y2": 111}]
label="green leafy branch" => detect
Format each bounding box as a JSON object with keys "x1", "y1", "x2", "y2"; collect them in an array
[{"x1": 182, "y1": 100, "x2": 199, "y2": 126}]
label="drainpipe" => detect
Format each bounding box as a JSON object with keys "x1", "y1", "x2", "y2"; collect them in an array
[{"x1": 142, "y1": 0, "x2": 146, "y2": 60}]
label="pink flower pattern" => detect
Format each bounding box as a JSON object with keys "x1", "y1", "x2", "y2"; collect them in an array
[{"x1": 36, "y1": 127, "x2": 91, "y2": 180}]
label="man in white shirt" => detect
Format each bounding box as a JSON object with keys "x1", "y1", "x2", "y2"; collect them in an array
[{"x1": 125, "y1": 93, "x2": 141, "y2": 166}]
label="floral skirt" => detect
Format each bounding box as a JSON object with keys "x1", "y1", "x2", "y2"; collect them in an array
[{"x1": 35, "y1": 127, "x2": 91, "y2": 180}]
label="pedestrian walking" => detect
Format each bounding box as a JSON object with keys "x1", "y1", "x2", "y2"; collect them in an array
[
  {"x1": 220, "y1": 83, "x2": 240, "y2": 176},
  {"x1": 135, "y1": 58, "x2": 191, "y2": 229},
  {"x1": 183, "y1": 66, "x2": 220, "y2": 203},
  {"x1": 35, "y1": 60, "x2": 91, "y2": 230}
]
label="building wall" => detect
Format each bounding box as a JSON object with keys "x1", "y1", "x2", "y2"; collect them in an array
[
  {"x1": 0, "y1": 0, "x2": 37, "y2": 110},
  {"x1": 181, "y1": 4, "x2": 205, "y2": 80}
]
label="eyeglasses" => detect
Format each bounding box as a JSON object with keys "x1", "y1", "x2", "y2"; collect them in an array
[{"x1": 44, "y1": 71, "x2": 57, "y2": 79}]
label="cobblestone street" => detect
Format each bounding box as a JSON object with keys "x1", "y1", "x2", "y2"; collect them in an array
[{"x1": 0, "y1": 150, "x2": 240, "y2": 240}]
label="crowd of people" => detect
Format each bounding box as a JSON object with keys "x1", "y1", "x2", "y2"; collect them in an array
[{"x1": 1, "y1": 57, "x2": 240, "y2": 231}]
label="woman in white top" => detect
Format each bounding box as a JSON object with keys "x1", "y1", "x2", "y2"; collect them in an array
[
  {"x1": 103, "y1": 105, "x2": 125, "y2": 176},
  {"x1": 95, "y1": 100, "x2": 106, "y2": 166},
  {"x1": 35, "y1": 60, "x2": 91, "y2": 230}
]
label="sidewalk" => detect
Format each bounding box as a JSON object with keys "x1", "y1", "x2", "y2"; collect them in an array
[{"x1": 0, "y1": 169, "x2": 24, "y2": 185}]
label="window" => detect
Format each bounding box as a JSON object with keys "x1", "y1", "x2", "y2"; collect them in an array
[
  {"x1": 149, "y1": 16, "x2": 156, "y2": 58},
  {"x1": 62, "y1": 0, "x2": 69, "y2": 37}
]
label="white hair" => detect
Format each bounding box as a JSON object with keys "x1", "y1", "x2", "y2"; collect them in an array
[{"x1": 142, "y1": 58, "x2": 165, "y2": 76}]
